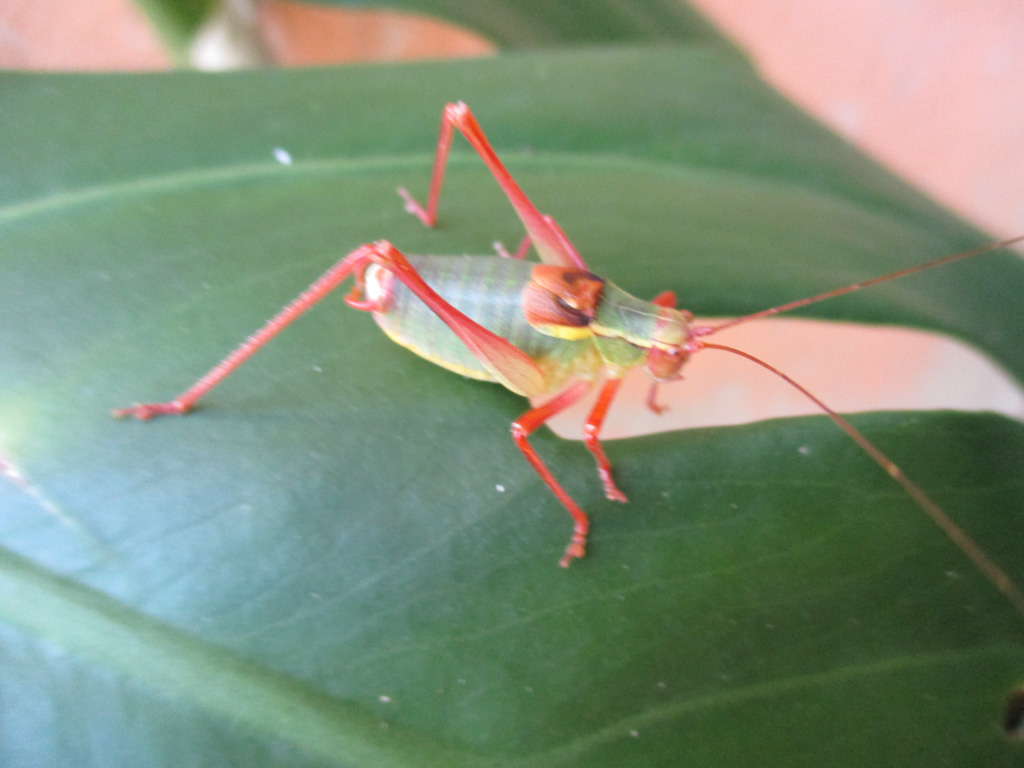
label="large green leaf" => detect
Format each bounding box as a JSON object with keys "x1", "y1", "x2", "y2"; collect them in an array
[{"x1": 1, "y1": 48, "x2": 1022, "y2": 766}]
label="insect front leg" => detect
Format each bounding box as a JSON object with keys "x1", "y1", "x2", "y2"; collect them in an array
[
  {"x1": 511, "y1": 380, "x2": 598, "y2": 568},
  {"x1": 643, "y1": 289, "x2": 682, "y2": 415}
]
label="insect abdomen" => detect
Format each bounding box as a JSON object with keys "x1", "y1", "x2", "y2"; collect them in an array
[{"x1": 369, "y1": 255, "x2": 590, "y2": 385}]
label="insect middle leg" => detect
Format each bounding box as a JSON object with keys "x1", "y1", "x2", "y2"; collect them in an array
[
  {"x1": 512, "y1": 380, "x2": 594, "y2": 567},
  {"x1": 582, "y1": 376, "x2": 629, "y2": 503},
  {"x1": 512, "y1": 374, "x2": 629, "y2": 567}
]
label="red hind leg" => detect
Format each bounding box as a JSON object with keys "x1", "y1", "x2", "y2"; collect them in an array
[
  {"x1": 114, "y1": 240, "x2": 547, "y2": 419},
  {"x1": 112, "y1": 244, "x2": 380, "y2": 420},
  {"x1": 398, "y1": 102, "x2": 587, "y2": 270}
]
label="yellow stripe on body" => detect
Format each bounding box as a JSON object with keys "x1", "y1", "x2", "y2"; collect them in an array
[{"x1": 376, "y1": 322, "x2": 500, "y2": 383}]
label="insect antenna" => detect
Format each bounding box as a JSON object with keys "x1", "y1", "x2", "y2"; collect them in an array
[
  {"x1": 689, "y1": 235, "x2": 1024, "y2": 614},
  {"x1": 705, "y1": 235, "x2": 1024, "y2": 336},
  {"x1": 695, "y1": 337, "x2": 1024, "y2": 616}
]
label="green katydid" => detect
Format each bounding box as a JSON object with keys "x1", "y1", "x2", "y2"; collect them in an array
[{"x1": 115, "y1": 102, "x2": 1024, "y2": 613}]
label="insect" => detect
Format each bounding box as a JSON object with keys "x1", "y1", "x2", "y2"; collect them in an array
[{"x1": 115, "y1": 102, "x2": 1023, "y2": 612}]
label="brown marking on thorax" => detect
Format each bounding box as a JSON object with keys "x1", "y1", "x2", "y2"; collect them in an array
[{"x1": 522, "y1": 266, "x2": 605, "y2": 333}]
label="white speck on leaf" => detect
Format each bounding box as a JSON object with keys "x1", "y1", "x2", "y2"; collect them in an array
[{"x1": 273, "y1": 147, "x2": 293, "y2": 165}]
